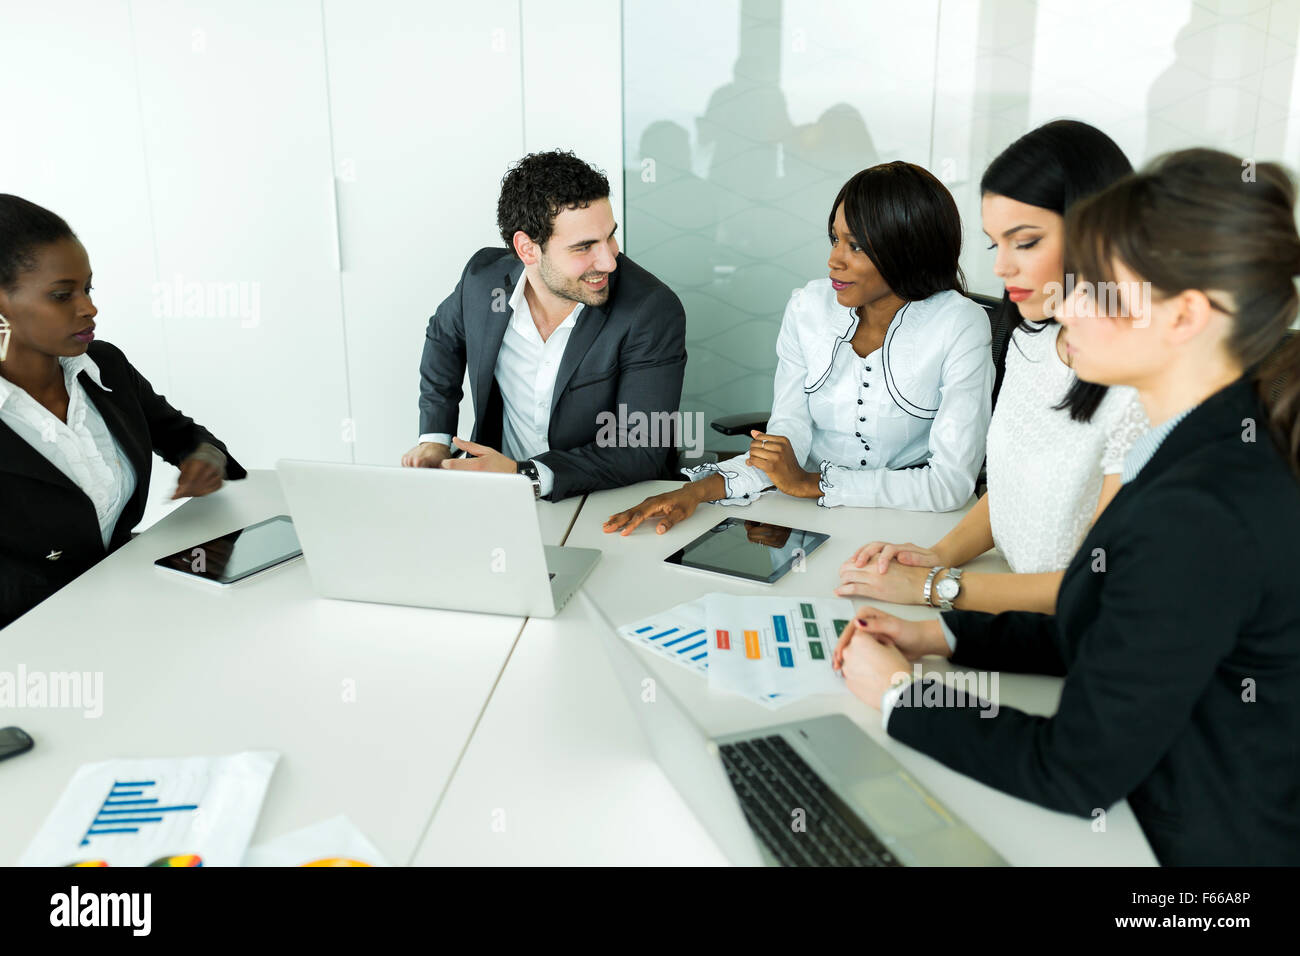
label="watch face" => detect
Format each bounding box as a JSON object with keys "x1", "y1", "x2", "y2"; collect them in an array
[{"x1": 936, "y1": 577, "x2": 959, "y2": 600}]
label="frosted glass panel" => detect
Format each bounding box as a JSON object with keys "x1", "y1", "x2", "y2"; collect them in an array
[
  {"x1": 624, "y1": 0, "x2": 1300, "y2": 430},
  {"x1": 623, "y1": 0, "x2": 940, "y2": 433},
  {"x1": 933, "y1": 0, "x2": 1300, "y2": 299}
]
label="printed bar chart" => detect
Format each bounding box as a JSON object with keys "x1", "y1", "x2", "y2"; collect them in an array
[{"x1": 81, "y1": 780, "x2": 198, "y2": 847}]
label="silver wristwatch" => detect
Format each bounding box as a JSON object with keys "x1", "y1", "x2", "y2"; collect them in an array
[
  {"x1": 933, "y1": 567, "x2": 964, "y2": 611},
  {"x1": 517, "y1": 459, "x2": 542, "y2": 499},
  {"x1": 923, "y1": 566, "x2": 943, "y2": 608}
]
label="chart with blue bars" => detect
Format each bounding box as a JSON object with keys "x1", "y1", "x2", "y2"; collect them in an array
[
  {"x1": 617, "y1": 599, "x2": 712, "y2": 678},
  {"x1": 81, "y1": 780, "x2": 199, "y2": 847},
  {"x1": 634, "y1": 624, "x2": 709, "y2": 662}
]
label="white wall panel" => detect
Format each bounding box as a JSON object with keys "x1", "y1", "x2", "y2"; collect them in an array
[
  {"x1": 130, "y1": 0, "x2": 352, "y2": 469},
  {"x1": 521, "y1": 0, "x2": 624, "y2": 227},
  {"x1": 0, "y1": 1, "x2": 166, "y2": 384},
  {"x1": 0, "y1": 0, "x2": 187, "y2": 528},
  {"x1": 323, "y1": 0, "x2": 523, "y2": 464}
]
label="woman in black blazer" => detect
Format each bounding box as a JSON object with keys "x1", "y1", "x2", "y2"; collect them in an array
[
  {"x1": 0, "y1": 195, "x2": 245, "y2": 628},
  {"x1": 833, "y1": 149, "x2": 1300, "y2": 866}
]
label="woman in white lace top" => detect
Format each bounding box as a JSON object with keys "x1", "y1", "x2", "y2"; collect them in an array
[
  {"x1": 603, "y1": 162, "x2": 994, "y2": 537},
  {"x1": 838, "y1": 120, "x2": 1148, "y2": 614},
  {"x1": 983, "y1": 319, "x2": 1149, "y2": 573}
]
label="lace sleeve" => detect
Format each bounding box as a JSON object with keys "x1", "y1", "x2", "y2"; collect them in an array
[
  {"x1": 680, "y1": 458, "x2": 769, "y2": 505},
  {"x1": 1100, "y1": 391, "x2": 1150, "y2": 475}
]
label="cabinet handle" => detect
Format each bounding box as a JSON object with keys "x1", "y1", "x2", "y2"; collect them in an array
[{"x1": 328, "y1": 175, "x2": 344, "y2": 272}]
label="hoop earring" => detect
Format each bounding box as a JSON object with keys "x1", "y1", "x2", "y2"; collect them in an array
[{"x1": 0, "y1": 315, "x2": 10, "y2": 362}]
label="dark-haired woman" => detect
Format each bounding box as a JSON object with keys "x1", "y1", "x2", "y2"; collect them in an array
[
  {"x1": 838, "y1": 121, "x2": 1147, "y2": 614},
  {"x1": 0, "y1": 195, "x2": 245, "y2": 628},
  {"x1": 604, "y1": 162, "x2": 993, "y2": 535},
  {"x1": 835, "y1": 147, "x2": 1300, "y2": 865}
]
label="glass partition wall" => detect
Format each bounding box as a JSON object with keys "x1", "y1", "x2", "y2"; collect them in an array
[{"x1": 623, "y1": 0, "x2": 1300, "y2": 445}]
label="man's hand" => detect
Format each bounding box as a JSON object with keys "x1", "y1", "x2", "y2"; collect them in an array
[
  {"x1": 603, "y1": 486, "x2": 702, "y2": 536},
  {"x1": 172, "y1": 453, "x2": 224, "y2": 499},
  {"x1": 745, "y1": 430, "x2": 820, "y2": 498},
  {"x1": 401, "y1": 441, "x2": 451, "y2": 468},
  {"x1": 439, "y1": 437, "x2": 517, "y2": 473}
]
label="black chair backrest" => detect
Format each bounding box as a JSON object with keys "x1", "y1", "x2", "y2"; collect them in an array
[{"x1": 965, "y1": 290, "x2": 1011, "y2": 411}]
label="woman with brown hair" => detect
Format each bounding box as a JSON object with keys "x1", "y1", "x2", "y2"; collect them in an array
[{"x1": 832, "y1": 148, "x2": 1300, "y2": 865}]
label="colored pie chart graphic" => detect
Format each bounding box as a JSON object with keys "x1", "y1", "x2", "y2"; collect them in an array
[
  {"x1": 301, "y1": 858, "x2": 372, "y2": 867},
  {"x1": 147, "y1": 854, "x2": 203, "y2": 867},
  {"x1": 66, "y1": 860, "x2": 109, "y2": 867}
]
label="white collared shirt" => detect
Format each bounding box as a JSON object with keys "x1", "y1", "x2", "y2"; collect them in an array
[
  {"x1": 0, "y1": 353, "x2": 137, "y2": 548},
  {"x1": 420, "y1": 273, "x2": 580, "y2": 497},
  {"x1": 683, "y1": 280, "x2": 993, "y2": 512}
]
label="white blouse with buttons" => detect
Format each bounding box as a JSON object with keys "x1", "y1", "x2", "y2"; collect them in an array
[
  {"x1": 683, "y1": 279, "x2": 994, "y2": 512},
  {"x1": 0, "y1": 353, "x2": 137, "y2": 549}
]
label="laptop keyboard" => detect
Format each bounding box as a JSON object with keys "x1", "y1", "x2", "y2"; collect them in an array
[{"x1": 718, "y1": 735, "x2": 903, "y2": 867}]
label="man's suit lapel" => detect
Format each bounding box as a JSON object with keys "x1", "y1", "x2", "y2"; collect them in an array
[{"x1": 474, "y1": 259, "x2": 522, "y2": 418}]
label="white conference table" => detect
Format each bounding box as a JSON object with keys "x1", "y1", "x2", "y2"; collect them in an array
[
  {"x1": 0, "y1": 469, "x2": 583, "y2": 866},
  {"x1": 414, "y1": 480, "x2": 1159, "y2": 866}
]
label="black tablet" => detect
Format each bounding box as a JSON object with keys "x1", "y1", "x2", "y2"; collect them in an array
[
  {"x1": 154, "y1": 515, "x2": 302, "y2": 586},
  {"x1": 663, "y1": 516, "x2": 830, "y2": 585}
]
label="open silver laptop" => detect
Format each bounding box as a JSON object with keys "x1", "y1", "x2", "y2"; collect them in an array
[
  {"x1": 590, "y1": 592, "x2": 1006, "y2": 866},
  {"x1": 275, "y1": 460, "x2": 600, "y2": 618}
]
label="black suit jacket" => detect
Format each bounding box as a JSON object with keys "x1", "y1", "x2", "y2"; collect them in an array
[
  {"x1": 0, "y1": 340, "x2": 246, "y2": 629},
  {"x1": 417, "y1": 247, "x2": 687, "y2": 500},
  {"x1": 887, "y1": 373, "x2": 1300, "y2": 865}
]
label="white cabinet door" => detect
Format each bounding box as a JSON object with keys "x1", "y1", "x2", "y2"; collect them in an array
[
  {"x1": 322, "y1": 0, "x2": 523, "y2": 464},
  {"x1": 131, "y1": 0, "x2": 352, "y2": 469},
  {"x1": 0, "y1": 1, "x2": 169, "y2": 393}
]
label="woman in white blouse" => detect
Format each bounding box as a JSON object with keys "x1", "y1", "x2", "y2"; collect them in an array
[
  {"x1": 0, "y1": 195, "x2": 244, "y2": 628},
  {"x1": 837, "y1": 121, "x2": 1148, "y2": 614},
  {"x1": 604, "y1": 162, "x2": 994, "y2": 536}
]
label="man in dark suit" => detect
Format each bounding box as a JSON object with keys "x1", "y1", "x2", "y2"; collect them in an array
[{"x1": 401, "y1": 150, "x2": 687, "y2": 501}]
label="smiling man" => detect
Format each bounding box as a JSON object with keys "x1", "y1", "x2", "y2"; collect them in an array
[{"x1": 402, "y1": 150, "x2": 687, "y2": 500}]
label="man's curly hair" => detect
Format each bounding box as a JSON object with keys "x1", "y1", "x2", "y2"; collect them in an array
[{"x1": 497, "y1": 150, "x2": 610, "y2": 256}]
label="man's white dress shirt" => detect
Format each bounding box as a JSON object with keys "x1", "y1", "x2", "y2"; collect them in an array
[{"x1": 420, "y1": 274, "x2": 581, "y2": 497}]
